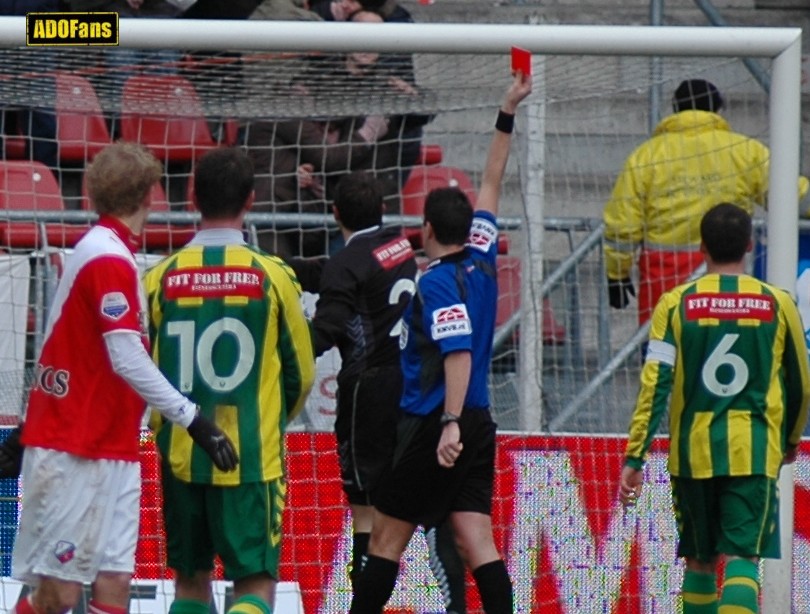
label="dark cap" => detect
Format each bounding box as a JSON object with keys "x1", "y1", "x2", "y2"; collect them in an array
[{"x1": 672, "y1": 79, "x2": 724, "y2": 113}]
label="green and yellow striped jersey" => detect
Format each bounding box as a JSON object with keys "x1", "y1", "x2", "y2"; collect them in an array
[
  {"x1": 144, "y1": 240, "x2": 315, "y2": 486},
  {"x1": 625, "y1": 273, "x2": 810, "y2": 479}
]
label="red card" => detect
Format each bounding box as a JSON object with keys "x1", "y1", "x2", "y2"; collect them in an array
[{"x1": 511, "y1": 46, "x2": 532, "y2": 76}]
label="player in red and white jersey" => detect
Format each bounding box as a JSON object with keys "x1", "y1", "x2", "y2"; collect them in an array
[{"x1": 7, "y1": 142, "x2": 238, "y2": 614}]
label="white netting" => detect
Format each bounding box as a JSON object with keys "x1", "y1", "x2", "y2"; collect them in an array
[{"x1": 0, "y1": 20, "x2": 803, "y2": 612}]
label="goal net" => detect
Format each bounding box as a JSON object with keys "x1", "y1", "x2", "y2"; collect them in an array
[{"x1": 0, "y1": 16, "x2": 804, "y2": 613}]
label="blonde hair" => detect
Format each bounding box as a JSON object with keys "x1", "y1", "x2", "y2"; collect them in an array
[{"x1": 85, "y1": 141, "x2": 162, "y2": 217}]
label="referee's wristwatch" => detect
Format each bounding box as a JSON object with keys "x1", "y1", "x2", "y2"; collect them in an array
[{"x1": 440, "y1": 412, "x2": 461, "y2": 427}]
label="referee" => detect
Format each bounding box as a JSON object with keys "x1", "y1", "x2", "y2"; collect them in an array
[{"x1": 350, "y1": 71, "x2": 532, "y2": 614}]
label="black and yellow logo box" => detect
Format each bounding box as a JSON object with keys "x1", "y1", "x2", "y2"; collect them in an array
[{"x1": 27, "y1": 12, "x2": 118, "y2": 47}]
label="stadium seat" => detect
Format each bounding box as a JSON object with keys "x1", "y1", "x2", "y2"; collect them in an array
[
  {"x1": 2, "y1": 132, "x2": 26, "y2": 160},
  {"x1": 0, "y1": 160, "x2": 63, "y2": 212},
  {"x1": 54, "y1": 72, "x2": 112, "y2": 163},
  {"x1": 119, "y1": 74, "x2": 218, "y2": 164},
  {"x1": 0, "y1": 160, "x2": 89, "y2": 248},
  {"x1": 415, "y1": 143, "x2": 443, "y2": 166}
]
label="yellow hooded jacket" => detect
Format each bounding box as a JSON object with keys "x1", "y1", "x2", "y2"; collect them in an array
[{"x1": 603, "y1": 110, "x2": 808, "y2": 281}]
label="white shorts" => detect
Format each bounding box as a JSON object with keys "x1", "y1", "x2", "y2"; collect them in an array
[{"x1": 12, "y1": 446, "x2": 141, "y2": 585}]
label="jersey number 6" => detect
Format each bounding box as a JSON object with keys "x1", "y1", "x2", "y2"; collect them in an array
[{"x1": 701, "y1": 333, "x2": 748, "y2": 397}]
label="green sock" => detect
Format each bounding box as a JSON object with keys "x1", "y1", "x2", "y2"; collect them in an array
[
  {"x1": 682, "y1": 570, "x2": 719, "y2": 614},
  {"x1": 168, "y1": 598, "x2": 209, "y2": 614},
  {"x1": 227, "y1": 594, "x2": 272, "y2": 614},
  {"x1": 719, "y1": 559, "x2": 759, "y2": 614}
]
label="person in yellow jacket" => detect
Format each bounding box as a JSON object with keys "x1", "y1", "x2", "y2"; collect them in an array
[{"x1": 603, "y1": 78, "x2": 809, "y2": 325}]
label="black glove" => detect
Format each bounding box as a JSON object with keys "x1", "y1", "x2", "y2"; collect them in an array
[
  {"x1": 0, "y1": 426, "x2": 24, "y2": 479},
  {"x1": 608, "y1": 277, "x2": 635, "y2": 309},
  {"x1": 186, "y1": 414, "x2": 239, "y2": 472}
]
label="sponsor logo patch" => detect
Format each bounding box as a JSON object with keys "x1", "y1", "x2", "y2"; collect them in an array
[
  {"x1": 431, "y1": 303, "x2": 471, "y2": 339},
  {"x1": 373, "y1": 237, "x2": 414, "y2": 270},
  {"x1": 54, "y1": 540, "x2": 76, "y2": 564},
  {"x1": 34, "y1": 364, "x2": 70, "y2": 398},
  {"x1": 101, "y1": 292, "x2": 129, "y2": 320},
  {"x1": 685, "y1": 292, "x2": 774, "y2": 322},
  {"x1": 467, "y1": 218, "x2": 497, "y2": 252},
  {"x1": 164, "y1": 266, "x2": 265, "y2": 300}
]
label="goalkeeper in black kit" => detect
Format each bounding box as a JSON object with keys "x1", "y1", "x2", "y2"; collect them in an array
[{"x1": 291, "y1": 170, "x2": 469, "y2": 613}]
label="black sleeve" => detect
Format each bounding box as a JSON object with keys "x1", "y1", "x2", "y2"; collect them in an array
[
  {"x1": 286, "y1": 256, "x2": 328, "y2": 294},
  {"x1": 308, "y1": 0, "x2": 333, "y2": 20},
  {"x1": 310, "y1": 255, "x2": 359, "y2": 357}
]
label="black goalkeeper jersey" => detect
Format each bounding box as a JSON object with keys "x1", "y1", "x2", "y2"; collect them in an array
[{"x1": 312, "y1": 226, "x2": 417, "y2": 382}]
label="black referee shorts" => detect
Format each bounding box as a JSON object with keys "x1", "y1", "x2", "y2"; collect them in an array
[
  {"x1": 334, "y1": 366, "x2": 401, "y2": 506},
  {"x1": 374, "y1": 406, "x2": 497, "y2": 528}
]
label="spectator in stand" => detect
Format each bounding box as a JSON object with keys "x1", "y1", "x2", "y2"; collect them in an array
[
  {"x1": 619, "y1": 203, "x2": 810, "y2": 613},
  {"x1": 311, "y1": 0, "x2": 409, "y2": 23},
  {"x1": 144, "y1": 147, "x2": 315, "y2": 614},
  {"x1": 5, "y1": 142, "x2": 238, "y2": 614},
  {"x1": 603, "y1": 78, "x2": 810, "y2": 326},
  {"x1": 312, "y1": 0, "x2": 432, "y2": 190},
  {"x1": 245, "y1": 37, "x2": 393, "y2": 259},
  {"x1": 245, "y1": 110, "x2": 388, "y2": 258},
  {"x1": 180, "y1": 0, "x2": 260, "y2": 17},
  {"x1": 249, "y1": 0, "x2": 320, "y2": 19},
  {"x1": 349, "y1": 70, "x2": 532, "y2": 614},
  {"x1": 345, "y1": 8, "x2": 433, "y2": 196}
]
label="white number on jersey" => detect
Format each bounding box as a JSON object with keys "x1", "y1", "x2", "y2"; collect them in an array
[
  {"x1": 388, "y1": 278, "x2": 416, "y2": 338},
  {"x1": 166, "y1": 317, "x2": 256, "y2": 393},
  {"x1": 701, "y1": 333, "x2": 749, "y2": 397}
]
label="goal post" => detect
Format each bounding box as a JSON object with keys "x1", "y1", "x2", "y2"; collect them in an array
[{"x1": 0, "y1": 16, "x2": 803, "y2": 612}]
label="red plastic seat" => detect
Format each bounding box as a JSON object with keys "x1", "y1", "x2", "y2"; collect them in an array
[
  {"x1": 3, "y1": 133, "x2": 26, "y2": 160},
  {"x1": 0, "y1": 160, "x2": 64, "y2": 212},
  {"x1": 0, "y1": 160, "x2": 88, "y2": 248},
  {"x1": 55, "y1": 72, "x2": 112, "y2": 163},
  {"x1": 119, "y1": 74, "x2": 218, "y2": 163},
  {"x1": 0, "y1": 224, "x2": 88, "y2": 249},
  {"x1": 415, "y1": 144, "x2": 443, "y2": 166}
]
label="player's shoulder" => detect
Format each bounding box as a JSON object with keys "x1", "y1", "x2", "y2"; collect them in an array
[
  {"x1": 71, "y1": 227, "x2": 136, "y2": 276},
  {"x1": 74, "y1": 224, "x2": 130, "y2": 259},
  {"x1": 346, "y1": 227, "x2": 416, "y2": 267},
  {"x1": 251, "y1": 251, "x2": 304, "y2": 292},
  {"x1": 756, "y1": 279, "x2": 797, "y2": 310}
]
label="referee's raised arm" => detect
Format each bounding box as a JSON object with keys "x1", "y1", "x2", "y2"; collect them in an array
[{"x1": 476, "y1": 71, "x2": 532, "y2": 217}]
